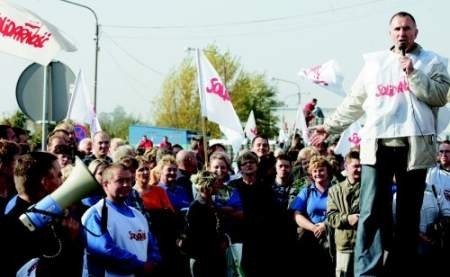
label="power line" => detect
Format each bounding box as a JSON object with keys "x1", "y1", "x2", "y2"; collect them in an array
[
  {"x1": 102, "y1": 0, "x2": 384, "y2": 30},
  {"x1": 102, "y1": 31, "x2": 165, "y2": 76},
  {"x1": 101, "y1": 45, "x2": 155, "y2": 104},
  {"x1": 100, "y1": 9, "x2": 385, "y2": 41}
]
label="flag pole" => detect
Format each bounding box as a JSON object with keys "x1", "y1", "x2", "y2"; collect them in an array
[
  {"x1": 41, "y1": 65, "x2": 49, "y2": 151},
  {"x1": 194, "y1": 48, "x2": 209, "y2": 169},
  {"x1": 201, "y1": 116, "x2": 209, "y2": 169}
]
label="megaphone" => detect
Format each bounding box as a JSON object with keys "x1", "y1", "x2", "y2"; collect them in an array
[{"x1": 20, "y1": 156, "x2": 99, "y2": 231}]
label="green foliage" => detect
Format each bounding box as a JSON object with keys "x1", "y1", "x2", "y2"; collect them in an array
[
  {"x1": 1, "y1": 110, "x2": 28, "y2": 128},
  {"x1": 233, "y1": 72, "x2": 281, "y2": 138},
  {"x1": 99, "y1": 106, "x2": 142, "y2": 140},
  {"x1": 0, "y1": 110, "x2": 42, "y2": 148},
  {"x1": 153, "y1": 44, "x2": 282, "y2": 139}
]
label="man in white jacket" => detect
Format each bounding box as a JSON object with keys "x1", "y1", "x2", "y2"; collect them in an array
[{"x1": 311, "y1": 11, "x2": 450, "y2": 277}]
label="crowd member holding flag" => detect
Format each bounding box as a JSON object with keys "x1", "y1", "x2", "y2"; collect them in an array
[{"x1": 310, "y1": 11, "x2": 450, "y2": 276}]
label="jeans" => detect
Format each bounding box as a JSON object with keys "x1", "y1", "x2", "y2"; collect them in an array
[{"x1": 354, "y1": 144, "x2": 426, "y2": 276}]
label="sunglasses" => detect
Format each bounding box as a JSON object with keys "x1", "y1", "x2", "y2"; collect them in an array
[{"x1": 439, "y1": 150, "x2": 450, "y2": 154}]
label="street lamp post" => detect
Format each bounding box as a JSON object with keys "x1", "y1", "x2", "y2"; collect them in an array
[
  {"x1": 61, "y1": 0, "x2": 99, "y2": 112},
  {"x1": 271, "y1": 77, "x2": 301, "y2": 106}
]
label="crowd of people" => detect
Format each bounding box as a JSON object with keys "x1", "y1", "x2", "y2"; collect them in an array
[
  {"x1": 0, "y1": 10, "x2": 449, "y2": 277},
  {"x1": 0, "y1": 122, "x2": 449, "y2": 277}
]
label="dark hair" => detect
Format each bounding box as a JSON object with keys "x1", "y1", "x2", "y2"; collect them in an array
[
  {"x1": 0, "y1": 139, "x2": 20, "y2": 166},
  {"x1": 237, "y1": 151, "x2": 258, "y2": 168},
  {"x1": 345, "y1": 150, "x2": 360, "y2": 164},
  {"x1": 390, "y1": 11, "x2": 416, "y2": 25},
  {"x1": 208, "y1": 143, "x2": 226, "y2": 153},
  {"x1": 276, "y1": 153, "x2": 291, "y2": 163},
  {"x1": 14, "y1": 152, "x2": 57, "y2": 200},
  {"x1": 440, "y1": 140, "x2": 450, "y2": 146},
  {"x1": 172, "y1": 144, "x2": 183, "y2": 150},
  {"x1": 12, "y1": 127, "x2": 27, "y2": 136},
  {"x1": 0, "y1": 125, "x2": 13, "y2": 140},
  {"x1": 251, "y1": 135, "x2": 269, "y2": 146},
  {"x1": 53, "y1": 144, "x2": 73, "y2": 156}
]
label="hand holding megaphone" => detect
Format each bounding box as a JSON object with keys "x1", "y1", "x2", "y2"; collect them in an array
[{"x1": 20, "y1": 156, "x2": 99, "y2": 231}]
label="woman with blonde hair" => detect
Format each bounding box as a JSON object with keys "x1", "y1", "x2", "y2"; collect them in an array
[
  {"x1": 291, "y1": 155, "x2": 334, "y2": 277},
  {"x1": 152, "y1": 154, "x2": 192, "y2": 276},
  {"x1": 155, "y1": 155, "x2": 191, "y2": 212},
  {"x1": 208, "y1": 152, "x2": 243, "y2": 239},
  {"x1": 133, "y1": 156, "x2": 174, "y2": 212},
  {"x1": 186, "y1": 170, "x2": 227, "y2": 277}
]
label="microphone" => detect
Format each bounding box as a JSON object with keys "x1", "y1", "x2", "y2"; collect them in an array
[
  {"x1": 399, "y1": 42, "x2": 406, "y2": 56},
  {"x1": 399, "y1": 42, "x2": 407, "y2": 73}
]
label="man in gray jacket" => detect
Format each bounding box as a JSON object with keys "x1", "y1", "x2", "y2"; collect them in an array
[
  {"x1": 327, "y1": 150, "x2": 361, "y2": 277},
  {"x1": 311, "y1": 11, "x2": 450, "y2": 276}
]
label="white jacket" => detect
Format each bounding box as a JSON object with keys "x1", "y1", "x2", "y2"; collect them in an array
[{"x1": 324, "y1": 44, "x2": 450, "y2": 170}]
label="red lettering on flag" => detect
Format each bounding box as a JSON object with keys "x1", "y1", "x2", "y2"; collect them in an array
[
  {"x1": 348, "y1": 132, "x2": 361, "y2": 146},
  {"x1": 206, "y1": 77, "x2": 230, "y2": 101},
  {"x1": 0, "y1": 14, "x2": 52, "y2": 48},
  {"x1": 305, "y1": 65, "x2": 329, "y2": 86}
]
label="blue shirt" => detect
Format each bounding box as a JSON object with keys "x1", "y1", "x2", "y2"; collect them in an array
[
  {"x1": 82, "y1": 199, "x2": 161, "y2": 276},
  {"x1": 213, "y1": 185, "x2": 242, "y2": 210},
  {"x1": 3, "y1": 194, "x2": 18, "y2": 215},
  {"x1": 158, "y1": 182, "x2": 191, "y2": 212},
  {"x1": 290, "y1": 184, "x2": 328, "y2": 224}
]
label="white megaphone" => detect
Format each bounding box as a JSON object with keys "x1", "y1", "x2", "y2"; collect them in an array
[{"x1": 20, "y1": 156, "x2": 99, "y2": 231}]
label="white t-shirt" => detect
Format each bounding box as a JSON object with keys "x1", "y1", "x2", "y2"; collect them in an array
[{"x1": 426, "y1": 166, "x2": 450, "y2": 216}]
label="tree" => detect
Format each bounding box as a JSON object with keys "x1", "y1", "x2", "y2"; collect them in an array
[
  {"x1": 99, "y1": 106, "x2": 142, "y2": 140},
  {"x1": 153, "y1": 44, "x2": 281, "y2": 138},
  {"x1": 1, "y1": 110, "x2": 28, "y2": 129},
  {"x1": 1, "y1": 110, "x2": 42, "y2": 147}
]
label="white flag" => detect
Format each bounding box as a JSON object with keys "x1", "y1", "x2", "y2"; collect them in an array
[
  {"x1": 197, "y1": 50, "x2": 244, "y2": 154},
  {"x1": 334, "y1": 121, "x2": 362, "y2": 157},
  {"x1": 298, "y1": 60, "x2": 345, "y2": 96},
  {"x1": 291, "y1": 104, "x2": 309, "y2": 145},
  {"x1": 0, "y1": 1, "x2": 77, "y2": 65},
  {"x1": 66, "y1": 70, "x2": 101, "y2": 137},
  {"x1": 278, "y1": 113, "x2": 289, "y2": 143},
  {"x1": 244, "y1": 110, "x2": 257, "y2": 141}
]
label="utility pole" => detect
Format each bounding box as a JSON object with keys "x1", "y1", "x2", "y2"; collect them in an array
[{"x1": 61, "y1": 0, "x2": 99, "y2": 111}]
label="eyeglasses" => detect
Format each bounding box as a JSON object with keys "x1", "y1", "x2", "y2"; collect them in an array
[
  {"x1": 439, "y1": 150, "x2": 450, "y2": 154},
  {"x1": 240, "y1": 160, "x2": 256, "y2": 166}
]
